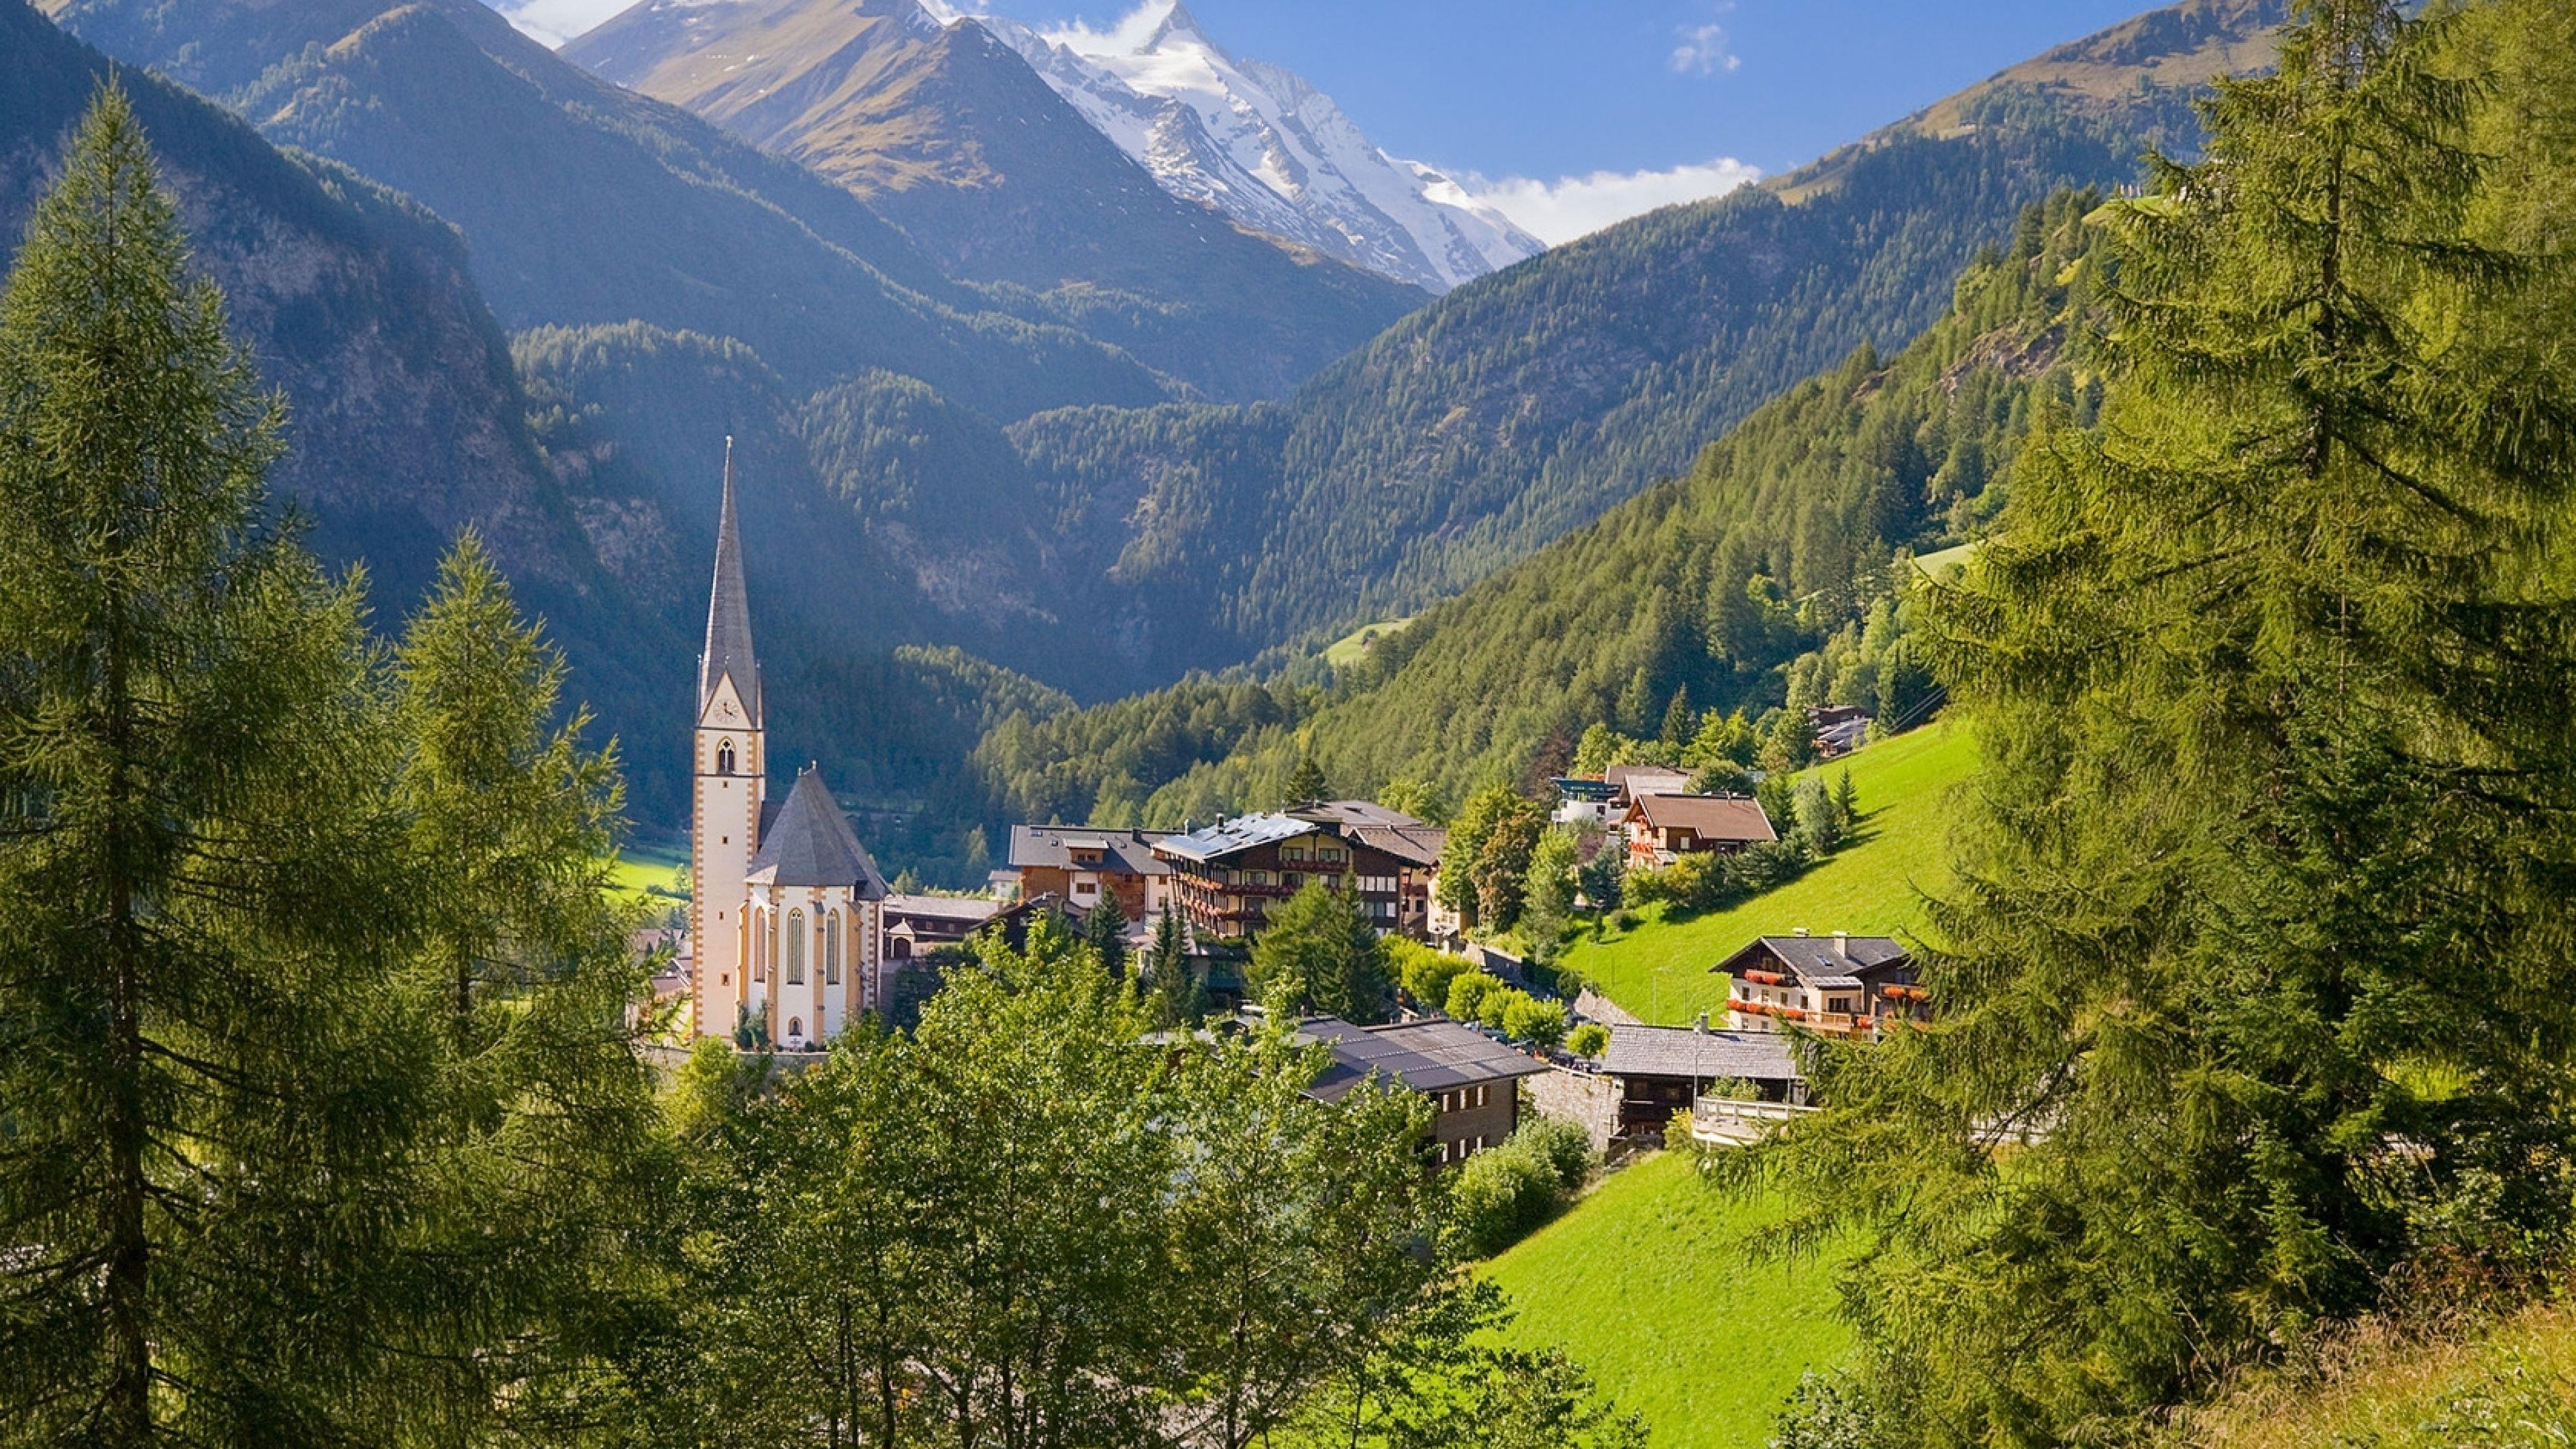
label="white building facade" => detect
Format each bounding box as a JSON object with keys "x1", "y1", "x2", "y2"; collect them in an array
[{"x1": 689, "y1": 441, "x2": 890, "y2": 1049}]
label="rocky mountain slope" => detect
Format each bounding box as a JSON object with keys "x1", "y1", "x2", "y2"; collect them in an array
[
  {"x1": 42, "y1": 0, "x2": 1167, "y2": 420},
  {"x1": 0, "y1": 0, "x2": 606, "y2": 623},
  {"x1": 561, "y1": 0, "x2": 1432, "y2": 403},
  {"x1": 972, "y1": 1, "x2": 1543, "y2": 293}
]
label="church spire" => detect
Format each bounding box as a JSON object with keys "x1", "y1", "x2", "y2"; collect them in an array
[{"x1": 698, "y1": 437, "x2": 759, "y2": 726}]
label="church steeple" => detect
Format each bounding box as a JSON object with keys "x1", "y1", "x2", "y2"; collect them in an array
[{"x1": 698, "y1": 437, "x2": 759, "y2": 727}]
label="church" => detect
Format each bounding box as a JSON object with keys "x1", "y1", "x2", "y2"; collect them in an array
[{"x1": 688, "y1": 443, "x2": 892, "y2": 1049}]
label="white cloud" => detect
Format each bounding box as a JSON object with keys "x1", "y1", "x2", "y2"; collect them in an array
[
  {"x1": 1669, "y1": 21, "x2": 1738, "y2": 76},
  {"x1": 1462, "y1": 158, "x2": 1760, "y2": 247},
  {"x1": 480, "y1": 0, "x2": 678, "y2": 49},
  {"x1": 1032, "y1": 0, "x2": 1176, "y2": 56}
]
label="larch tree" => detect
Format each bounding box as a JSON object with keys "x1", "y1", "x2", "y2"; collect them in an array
[
  {"x1": 390, "y1": 535, "x2": 676, "y2": 1438},
  {"x1": 1729, "y1": 2, "x2": 2576, "y2": 1442},
  {"x1": 0, "y1": 87, "x2": 436, "y2": 1447}
]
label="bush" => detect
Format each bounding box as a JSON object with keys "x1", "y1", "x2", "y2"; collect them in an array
[
  {"x1": 1448, "y1": 1138, "x2": 1562, "y2": 1258},
  {"x1": 1518, "y1": 1116, "x2": 1597, "y2": 1191},
  {"x1": 1566, "y1": 1022, "x2": 1610, "y2": 1059},
  {"x1": 1445, "y1": 970, "x2": 1500, "y2": 1021},
  {"x1": 1390, "y1": 938, "x2": 1471, "y2": 1012},
  {"x1": 1768, "y1": 1370, "x2": 1878, "y2": 1449},
  {"x1": 1503, "y1": 994, "x2": 1568, "y2": 1050}
]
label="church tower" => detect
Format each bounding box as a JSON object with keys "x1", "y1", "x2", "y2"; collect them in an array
[{"x1": 690, "y1": 440, "x2": 763, "y2": 1040}]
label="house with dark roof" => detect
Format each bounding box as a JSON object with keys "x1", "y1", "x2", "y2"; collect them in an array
[
  {"x1": 1623, "y1": 792, "x2": 1777, "y2": 868},
  {"x1": 1003, "y1": 825, "x2": 1173, "y2": 921},
  {"x1": 881, "y1": 894, "x2": 1000, "y2": 961},
  {"x1": 1299, "y1": 1016, "x2": 1549, "y2": 1169},
  {"x1": 1597, "y1": 1022, "x2": 1804, "y2": 1137},
  {"x1": 1153, "y1": 802, "x2": 1446, "y2": 943},
  {"x1": 1715, "y1": 930, "x2": 1925, "y2": 1039}
]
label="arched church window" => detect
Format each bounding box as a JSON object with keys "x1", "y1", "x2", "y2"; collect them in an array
[
  {"x1": 751, "y1": 910, "x2": 765, "y2": 981},
  {"x1": 716, "y1": 740, "x2": 736, "y2": 775},
  {"x1": 786, "y1": 910, "x2": 806, "y2": 985},
  {"x1": 826, "y1": 912, "x2": 843, "y2": 985}
]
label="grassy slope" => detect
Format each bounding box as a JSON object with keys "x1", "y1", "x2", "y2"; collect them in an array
[
  {"x1": 609, "y1": 842, "x2": 690, "y2": 910},
  {"x1": 1485, "y1": 1152, "x2": 1851, "y2": 1449},
  {"x1": 1323, "y1": 617, "x2": 1414, "y2": 670},
  {"x1": 1562, "y1": 722, "x2": 1978, "y2": 1026},
  {"x1": 2175, "y1": 1303, "x2": 2576, "y2": 1448}
]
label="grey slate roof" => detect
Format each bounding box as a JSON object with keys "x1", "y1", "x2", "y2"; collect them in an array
[
  {"x1": 882, "y1": 894, "x2": 1000, "y2": 924},
  {"x1": 1299, "y1": 1016, "x2": 1550, "y2": 1104},
  {"x1": 1715, "y1": 934, "x2": 1911, "y2": 985},
  {"x1": 747, "y1": 770, "x2": 888, "y2": 897},
  {"x1": 1599, "y1": 1025, "x2": 1802, "y2": 1083},
  {"x1": 1153, "y1": 812, "x2": 1317, "y2": 863},
  {"x1": 1007, "y1": 825, "x2": 1173, "y2": 875},
  {"x1": 698, "y1": 439, "x2": 760, "y2": 726},
  {"x1": 1288, "y1": 800, "x2": 1419, "y2": 828},
  {"x1": 1155, "y1": 803, "x2": 1443, "y2": 867}
]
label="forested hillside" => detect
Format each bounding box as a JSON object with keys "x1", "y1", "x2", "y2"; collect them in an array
[
  {"x1": 975, "y1": 190, "x2": 2106, "y2": 826},
  {"x1": 991, "y1": 0, "x2": 2286, "y2": 659}
]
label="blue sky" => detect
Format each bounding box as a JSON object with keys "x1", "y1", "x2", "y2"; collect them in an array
[{"x1": 495, "y1": 0, "x2": 2161, "y2": 239}]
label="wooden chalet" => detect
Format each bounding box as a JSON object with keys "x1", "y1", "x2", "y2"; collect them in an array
[
  {"x1": 1597, "y1": 1022, "x2": 1803, "y2": 1138},
  {"x1": 1715, "y1": 930, "x2": 1927, "y2": 1040},
  {"x1": 1623, "y1": 792, "x2": 1776, "y2": 867}
]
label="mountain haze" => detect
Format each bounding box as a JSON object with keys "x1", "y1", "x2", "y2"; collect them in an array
[
  {"x1": 973, "y1": 1, "x2": 1544, "y2": 293},
  {"x1": 564, "y1": 0, "x2": 1432, "y2": 403}
]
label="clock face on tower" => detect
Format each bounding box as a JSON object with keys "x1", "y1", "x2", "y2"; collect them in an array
[{"x1": 714, "y1": 698, "x2": 739, "y2": 722}]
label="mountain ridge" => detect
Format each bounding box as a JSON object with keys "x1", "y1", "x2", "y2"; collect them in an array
[
  {"x1": 561, "y1": 0, "x2": 1434, "y2": 404},
  {"x1": 970, "y1": 0, "x2": 1544, "y2": 293}
]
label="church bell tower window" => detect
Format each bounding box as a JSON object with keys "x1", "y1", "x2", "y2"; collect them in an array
[{"x1": 716, "y1": 740, "x2": 735, "y2": 775}]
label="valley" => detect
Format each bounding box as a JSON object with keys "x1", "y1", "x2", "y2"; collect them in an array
[{"x1": 8, "y1": 1, "x2": 2573, "y2": 1444}]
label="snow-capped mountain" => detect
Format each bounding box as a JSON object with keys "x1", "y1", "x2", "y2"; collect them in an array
[{"x1": 969, "y1": 1, "x2": 1544, "y2": 293}]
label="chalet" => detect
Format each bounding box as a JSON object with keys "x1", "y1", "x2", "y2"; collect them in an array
[
  {"x1": 1598, "y1": 1021, "x2": 1803, "y2": 1138},
  {"x1": 1623, "y1": 792, "x2": 1777, "y2": 868},
  {"x1": 1299, "y1": 1016, "x2": 1548, "y2": 1169},
  {"x1": 1154, "y1": 802, "x2": 1445, "y2": 942},
  {"x1": 881, "y1": 894, "x2": 1000, "y2": 961},
  {"x1": 1603, "y1": 763, "x2": 1690, "y2": 806},
  {"x1": 1715, "y1": 930, "x2": 1927, "y2": 1039},
  {"x1": 1004, "y1": 826, "x2": 1173, "y2": 920},
  {"x1": 1811, "y1": 704, "x2": 1872, "y2": 758}
]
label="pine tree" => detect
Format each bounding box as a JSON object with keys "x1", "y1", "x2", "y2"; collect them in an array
[
  {"x1": 1146, "y1": 907, "x2": 1195, "y2": 1027},
  {"x1": 1252, "y1": 879, "x2": 1390, "y2": 1024},
  {"x1": 1656, "y1": 686, "x2": 1694, "y2": 749},
  {"x1": 1083, "y1": 885, "x2": 1130, "y2": 981},
  {"x1": 390, "y1": 535, "x2": 674, "y2": 1436},
  {"x1": 1283, "y1": 754, "x2": 1328, "y2": 806},
  {"x1": 0, "y1": 87, "x2": 437, "y2": 1446},
  {"x1": 1731, "y1": 4, "x2": 2576, "y2": 1440}
]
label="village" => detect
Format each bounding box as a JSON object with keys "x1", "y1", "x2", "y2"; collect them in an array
[{"x1": 653, "y1": 452, "x2": 1930, "y2": 1167}]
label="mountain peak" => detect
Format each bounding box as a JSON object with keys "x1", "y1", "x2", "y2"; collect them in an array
[
  {"x1": 975, "y1": 3, "x2": 1539, "y2": 292},
  {"x1": 1141, "y1": 0, "x2": 1210, "y2": 52}
]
